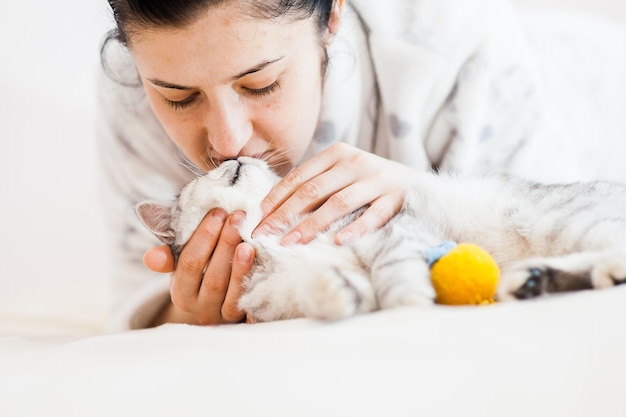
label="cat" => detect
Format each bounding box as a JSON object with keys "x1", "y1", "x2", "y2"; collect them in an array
[{"x1": 136, "y1": 156, "x2": 626, "y2": 322}]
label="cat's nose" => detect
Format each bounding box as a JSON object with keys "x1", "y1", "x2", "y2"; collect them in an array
[
  {"x1": 220, "y1": 159, "x2": 242, "y2": 185},
  {"x1": 215, "y1": 158, "x2": 240, "y2": 175},
  {"x1": 218, "y1": 158, "x2": 241, "y2": 171}
]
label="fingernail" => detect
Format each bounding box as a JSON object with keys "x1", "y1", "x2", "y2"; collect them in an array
[
  {"x1": 212, "y1": 209, "x2": 227, "y2": 221},
  {"x1": 281, "y1": 230, "x2": 301, "y2": 246},
  {"x1": 336, "y1": 231, "x2": 355, "y2": 245},
  {"x1": 230, "y1": 212, "x2": 245, "y2": 227},
  {"x1": 253, "y1": 224, "x2": 272, "y2": 238},
  {"x1": 236, "y1": 245, "x2": 253, "y2": 264}
]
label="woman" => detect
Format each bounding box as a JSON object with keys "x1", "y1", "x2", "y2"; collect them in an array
[{"x1": 98, "y1": 0, "x2": 626, "y2": 330}]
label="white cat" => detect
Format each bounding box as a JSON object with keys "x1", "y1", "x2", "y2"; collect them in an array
[{"x1": 137, "y1": 157, "x2": 626, "y2": 322}]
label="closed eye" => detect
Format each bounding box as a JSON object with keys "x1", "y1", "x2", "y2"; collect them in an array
[
  {"x1": 244, "y1": 81, "x2": 280, "y2": 97},
  {"x1": 165, "y1": 93, "x2": 199, "y2": 111},
  {"x1": 164, "y1": 80, "x2": 280, "y2": 110}
]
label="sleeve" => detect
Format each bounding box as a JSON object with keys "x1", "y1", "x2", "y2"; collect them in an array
[
  {"x1": 423, "y1": 0, "x2": 546, "y2": 177},
  {"x1": 351, "y1": 0, "x2": 549, "y2": 178},
  {"x1": 95, "y1": 42, "x2": 195, "y2": 331}
]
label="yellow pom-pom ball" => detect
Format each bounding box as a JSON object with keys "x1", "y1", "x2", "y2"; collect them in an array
[{"x1": 430, "y1": 243, "x2": 500, "y2": 305}]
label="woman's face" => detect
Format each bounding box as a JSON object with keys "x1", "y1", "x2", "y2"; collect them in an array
[{"x1": 129, "y1": 4, "x2": 331, "y2": 175}]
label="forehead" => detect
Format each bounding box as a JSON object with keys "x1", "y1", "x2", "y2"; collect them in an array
[{"x1": 128, "y1": 3, "x2": 318, "y2": 84}]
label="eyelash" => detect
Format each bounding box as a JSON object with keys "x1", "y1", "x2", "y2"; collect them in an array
[
  {"x1": 165, "y1": 94, "x2": 198, "y2": 111},
  {"x1": 245, "y1": 81, "x2": 281, "y2": 97},
  {"x1": 164, "y1": 81, "x2": 281, "y2": 111}
]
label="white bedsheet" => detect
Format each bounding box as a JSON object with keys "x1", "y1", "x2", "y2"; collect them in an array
[
  {"x1": 1, "y1": 1, "x2": 626, "y2": 416},
  {"x1": 2, "y1": 288, "x2": 626, "y2": 417}
]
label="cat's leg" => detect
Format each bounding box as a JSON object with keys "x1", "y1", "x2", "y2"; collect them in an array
[
  {"x1": 498, "y1": 247, "x2": 626, "y2": 301},
  {"x1": 239, "y1": 241, "x2": 377, "y2": 322},
  {"x1": 352, "y1": 225, "x2": 436, "y2": 310},
  {"x1": 300, "y1": 247, "x2": 434, "y2": 318},
  {"x1": 238, "y1": 270, "x2": 303, "y2": 322},
  {"x1": 299, "y1": 263, "x2": 378, "y2": 321},
  {"x1": 370, "y1": 250, "x2": 436, "y2": 309}
]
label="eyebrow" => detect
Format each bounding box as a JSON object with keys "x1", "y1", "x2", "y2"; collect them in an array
[
  {"x1": 147, "y1": 56, "x2": 285, "y2": 90},
  {"x1": 232, "y1": 57, "x2": 284, "y2": 80}
]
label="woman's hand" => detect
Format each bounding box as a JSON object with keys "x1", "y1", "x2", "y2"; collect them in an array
[
  {"x1": 143, "y1": 209, "x2": 255, "y2": 325},
  {"x1": 253, "y1": 142, "x2": 413, "y2": 245}
]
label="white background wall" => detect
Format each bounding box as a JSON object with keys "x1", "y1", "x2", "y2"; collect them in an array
[
  {"x1": 0, "y1": 0, "x2": 113, "y2": 334},
  {"x1": 0, "y1": 0, "x2": 625, "y2": 336}
]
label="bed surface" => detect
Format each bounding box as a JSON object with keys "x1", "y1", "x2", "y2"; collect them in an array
[{"x1": 3, "y1": 288, "x2": 626, "y2": 416}]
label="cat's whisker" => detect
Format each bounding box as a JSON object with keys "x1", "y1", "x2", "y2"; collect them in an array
[
  {"x1": 175, "y1": 149, "x2": 206, "y2": 176},
  {"x1": 251, "y1": 134, "x2": 291, "y2": 173},
  {"x1": 205, "y1": 145, "x2": 221, "y2": 170},
  {"x1": 263, "y1": 148, "x2": 292, "y2": 174}
]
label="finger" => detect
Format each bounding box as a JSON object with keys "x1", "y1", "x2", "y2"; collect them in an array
[
  {"x1": 143, "y1": 245, "x2": 175, "y2": 273},
  {"x1": 195, "y1": 211, "x2": 245, "y2": 324},
  {"x1": 255, "y1": 164, "x2": 358, "y2": 239},
  {"x1": 172, "y1": 208, "x2": 227, "y2": 309},
  {"x1": 279, "y1": 178, "x2": 377, "y2": 245},
  {"x1": 221, "y1": 242, "x2": 255, "y2": 322},
  {"x1": 258, "y1": 144, "x2": 344, "y2": 218},
  {"x1": 335, "y1": 195, "x2": 403, "y2": 245}
]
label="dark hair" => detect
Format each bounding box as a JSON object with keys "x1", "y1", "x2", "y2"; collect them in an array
[
  {"x1": 101, "y1": 0, "x2": 336, "y2": 83},
  {"x1": 105, "y1": 0, "x2": 335, "y2": 47}
]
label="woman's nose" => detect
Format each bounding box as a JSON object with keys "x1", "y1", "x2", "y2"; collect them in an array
[{"x1": 205, "y1": 99, "x2": 252, "y2": 158}]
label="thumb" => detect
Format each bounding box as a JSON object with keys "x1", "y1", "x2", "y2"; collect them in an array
[{"x1": 143, "y1": 245, "x2": 175, "y2": 273}]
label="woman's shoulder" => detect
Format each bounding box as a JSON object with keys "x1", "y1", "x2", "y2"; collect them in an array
[
  {"x1": 349, "y1": 0, "x2": 513, "y2": 35},
  {"x1": 98, "y1": 40, "x2": 149, "y2": 112}
]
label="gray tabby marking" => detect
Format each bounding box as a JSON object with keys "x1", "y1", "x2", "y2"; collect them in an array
[{"x1": 136, "y1": 157, "x2": 626, "y2": 322}]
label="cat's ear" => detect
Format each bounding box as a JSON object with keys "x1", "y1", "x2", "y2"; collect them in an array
[{"x1": 135, "y1": 201, "x2": 176, "y2": 246}]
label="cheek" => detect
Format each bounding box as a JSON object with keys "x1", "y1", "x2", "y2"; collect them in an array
[
  {"x1": 289, "y1": 77, "x2": 323, "y2": 147},
  {"x1": 261, "y1": 94, "x2": 319, "y2": 163},
  {"x1": 145, "y1": 90, "x2": 183, "y2": 138},
  {"x1": 145, "y1": 92, "x2": 206, "y2": 162},
  {"x1": 265, "y1": 72, "x2": 322, "y2": 158}
]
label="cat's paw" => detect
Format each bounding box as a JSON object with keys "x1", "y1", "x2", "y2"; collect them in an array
[
  {"x1": 498, "y1": 250, "x2": 626, "y2": 301},
  {"x1": 499, "y1": 265, "x2": 551, "y2": 301},
  {"x1": 500, "y1": 261, "x2": 596, "y2": 301},
  {"x1": 238, "y1": 279, "x2": 304, "y2": 322},
  {"x1": 301, "y1": 267, "x2": 376, "y2": 321},
  {"x1": 590, "y1": 255, "x2": 626, "y2": 289},
  {"x1": 377, "y1": 280, "x2": 435, "y2": 309}
]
